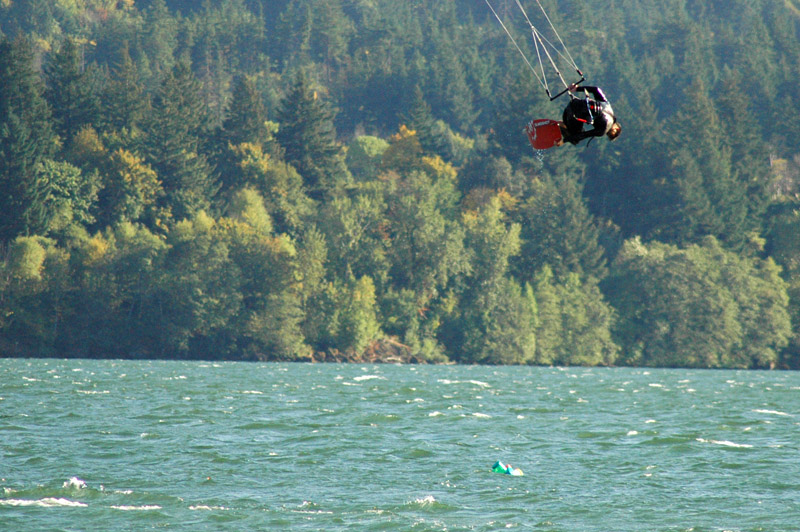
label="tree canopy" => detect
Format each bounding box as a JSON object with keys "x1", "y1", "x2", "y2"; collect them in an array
[{"x1": 0, "y1": 0, "x2": 798, "y2": 368}]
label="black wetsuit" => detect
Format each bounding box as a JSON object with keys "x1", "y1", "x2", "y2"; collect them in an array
[{"x1": 561, "y1": 86, "x2": 616, "y2": 145}]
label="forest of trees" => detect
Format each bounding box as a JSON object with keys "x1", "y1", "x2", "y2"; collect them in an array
[{"x1": 1, "y1": 0, "x2": 798, "y2": 368}]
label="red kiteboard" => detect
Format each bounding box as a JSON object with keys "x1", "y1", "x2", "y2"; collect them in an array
[{"x1": 525, "y1": 119, "x2": 563, "y2": 150}]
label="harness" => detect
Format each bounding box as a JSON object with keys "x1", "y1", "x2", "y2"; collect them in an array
[{"x1": 574, "y1": 99, "x2": 599, "y2": 125}]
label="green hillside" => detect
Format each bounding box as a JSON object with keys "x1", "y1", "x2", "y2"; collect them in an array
[{"x1": 1, "y1": 0, "x2": 798, "y2": 368}]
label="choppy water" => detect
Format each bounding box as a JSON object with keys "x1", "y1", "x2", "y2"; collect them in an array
[{"x1": 1, "y1": 360, "x2": 799, "y2": 531}]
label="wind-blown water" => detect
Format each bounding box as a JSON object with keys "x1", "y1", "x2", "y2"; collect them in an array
[{"x1": 1, "y1": 360, "x2": 798, "y2": 531}]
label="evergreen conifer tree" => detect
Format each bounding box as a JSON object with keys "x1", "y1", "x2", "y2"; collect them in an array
[
  {"x1": 276, "y1": 72, "x2": 348, "y2": 199},
  {"x1": 715, "y1": 70, "x2": 771, "y2": 236},
  {"x1": 513, "y1": 174, "x2": 607, "y2": 283},
  {"x1": 141, "y1": 0, "x2": 178, "y2": 82},
  {"x1": 406, "y1": 85, "x2": 448, "y2": 158},
  {"x1": 308, "y1": 0, "x2": 354, "y2": 83},
  {"x1": 0, "y1": 36, "x2": 57, "y2": 241},
  {"x1": 143, "y1": 62, "x2": 218, "y2": 220},
  {"x1": 214, "y1": 75, "x2": 273, "y2": 194},
  {"x1": 488, "y1": 71, "x2": 542, "y2": 164},
  {"x1": 662, "y1": 79, "x2": 749, "y2": 248},
  {"x1": 0, "y1": 0, "x2": 55, "y2": 38},
  {"x1": 102, "y1": 41, "x2": 148, "y2": 133},
  {"x1": 585, "y1": 88, "x2": 667, "y2": 240},
  {"x1": 223, "y1": 76, "x2": 270, "y2": 148},
  {"x1": 44, "y1": 37, "x2": 102, "y2": 143}
]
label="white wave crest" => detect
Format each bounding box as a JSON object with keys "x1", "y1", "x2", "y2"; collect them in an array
[
  {"x1": 753, "y1": 409, "x2": 792, "y2": 417},
  {"x1": 110, "y1": 505, "x2": 162, "y2": 511},
  {"x1": 437, "y1": 379, "x2": 491, "y2": 388},
  {"x1": 0, "y1": 498, "x2": 88, "y2": 508},
  {"x1": 63, "y1": 477, "x2": 87, "y2": 489},
  {"x1": 353, "y1": 375, "x2": 386, "y2": 382},
  {"x1": 696, "y1": 438, "x2": 753, "y2": 448},
  {"x1": 190, "y1": 505, "x2": 229, "y2": 511}
]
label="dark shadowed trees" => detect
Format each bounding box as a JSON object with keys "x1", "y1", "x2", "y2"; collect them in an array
[{"x1": 0, "y1": 37, "x2": 57, "y2": 242}]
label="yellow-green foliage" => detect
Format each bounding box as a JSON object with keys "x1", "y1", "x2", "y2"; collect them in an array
[
  {"x1": 227, "y1": 188, "x2": 273, "y2": 235},
  {"x1": 339, "y1": 276, "x2": 382, "y2": 353},
  {"x1": 421, "y1": 155, "x2": 457, "y2": 183},
  {"x1": 381, "y1": 125, "x2": 423, "y2": 174},
  {"x1": 8, "y1": 237, "x2": 47, "y2": 280},
  {"x1": 109, "y1": 149, "x2": 161, "y2": 210},
  {"x1": 233, "y1": 142, "x2": 271, "y2": 181},
  {"x1": 347, "y1": 135, "x2": 389, "y2": 180}
]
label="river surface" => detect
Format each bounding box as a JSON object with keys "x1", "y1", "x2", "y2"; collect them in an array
[{"x1": 1, "y1": 359, "x2": 799, "y2": 531}]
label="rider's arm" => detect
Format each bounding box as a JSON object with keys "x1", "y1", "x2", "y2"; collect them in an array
[
  {"x1": 571, "y1": 85, "x2": 608, "y2": 103},
  {"x1": 570, "y1": 128, "x2": 601, "y2": 142},
  {"x1": 565, "y1": 116, "x2": 609, "y2": 143}
]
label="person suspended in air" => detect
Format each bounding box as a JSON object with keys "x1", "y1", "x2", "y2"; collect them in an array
[
  {"x1": 558, "y1": 84, "x2": 621, "y2": 146},
  {"x1": 482, "y1": 0, "x2": 621, "y2": 150},
  {"x1": 525, "y1": 83, "x2": 622, "y2": 150}
]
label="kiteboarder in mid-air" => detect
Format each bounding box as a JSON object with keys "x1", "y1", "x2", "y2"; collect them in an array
[
  {"x1": 558, "y1": 83, "x2": 621, "y2": 146},
  {"x1": 483, "y1": 0, "x2": 622, "y2": 150}
]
